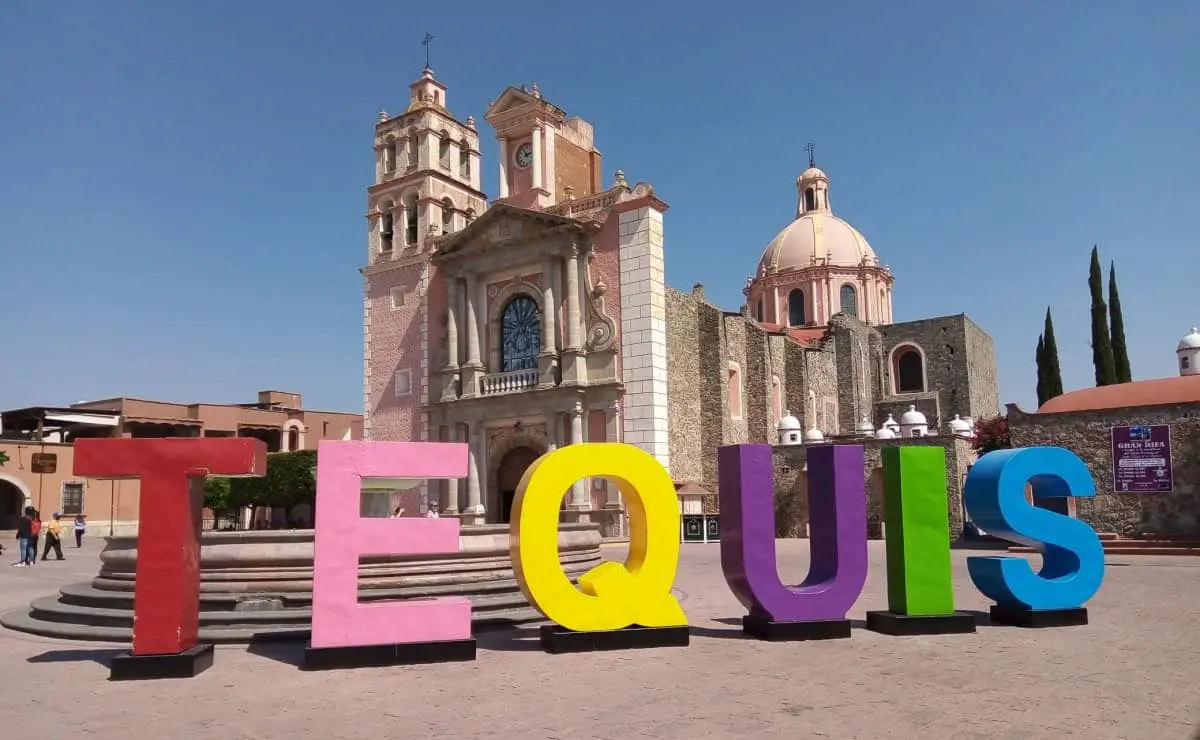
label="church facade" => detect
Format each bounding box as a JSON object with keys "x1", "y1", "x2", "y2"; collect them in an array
[{"x1": 361, "y1": 69, "x2": 1000, "y2": 537}]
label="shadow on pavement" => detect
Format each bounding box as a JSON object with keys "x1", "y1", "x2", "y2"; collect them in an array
[
  {"x1": 27, "y1": 647, "x2": 124, "y2": 666},
  {"x1": 246, "y1": 638, "x2": 306, "y2": 667},
  {"x1": 474, "y1": 625, "x2": 543, "y2": 652}
]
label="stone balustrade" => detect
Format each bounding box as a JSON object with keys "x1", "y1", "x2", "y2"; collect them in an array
[{"x1": 481, "y1": 368, "x2": 539, "y2": 396}]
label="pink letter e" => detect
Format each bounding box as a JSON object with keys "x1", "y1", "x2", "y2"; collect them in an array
[{"x1": 310, "y1": 441, "x2": 470, "y2": 649}]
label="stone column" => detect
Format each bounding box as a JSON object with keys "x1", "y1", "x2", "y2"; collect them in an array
[
  {"x1": 567, "y1": 405, "x2": 589, "y2": 511},
  {"x1": 444, "y1": 423, "x2": 461, "y2": 514},
  {"x1": 561, "y1": 244, "x2": 584, "y2": 385},
  {"x1": 605, "y1": 404, "x2": 622, "y2": 507},
  {"x1": 464, "y1": 423, "x2": 484, "y2": 520},
  {"x1": 497, "y1": 138, "x2": 509, "y2": 198},
  {"x1": 531, "y1": 125, "x2": 543, "y2": 191},
  {"x1": 538, "y1": 258, "x2": 558, "y2": 388},
  {"x1": 462, "y1": 272, "x2": 483, "y2": 397},
  {"x1": 564, "y1": 246, "x2": 581, "y2": 350},
  {"x1": 441, "y1": 275, "x2": 461, "y2": 402}
]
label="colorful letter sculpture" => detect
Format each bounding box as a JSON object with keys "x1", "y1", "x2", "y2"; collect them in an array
[
  {"x1": 510, "y1": 443, "x2": 689, "y2": 653},
  {"x1": 73, "y1": 437, "x2": 267, "y2": 680},
  {"x1": 719, "y1": 444, "x2": 868, "y2": 641},
  {"x1": 963, "y1": 447, "x2": 1104, "y2": 628},
  {"x1": 865, "y1": 446, "x2": 977, "y2": 635},
  {"x1": 305, "y1": 440, "x2": 476, "y2": 669}
]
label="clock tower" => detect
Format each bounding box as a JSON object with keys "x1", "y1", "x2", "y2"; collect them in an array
[{"x1": 484, "y1": 83, "x2": 603, "y2": 209}]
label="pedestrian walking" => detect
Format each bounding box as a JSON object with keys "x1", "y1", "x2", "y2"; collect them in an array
[
  {"x1": 42, "y1": 512, "x2": 65, "y2": 561},
  {"x1": 13, "y1": 507, "x2": 33, "y2": 567},
  {"x1": 73, "y1": 514, "x2": 86, "y2": 548},
  {"x1": 27, "y1": 510, "x2": 41, "y2": 565}
]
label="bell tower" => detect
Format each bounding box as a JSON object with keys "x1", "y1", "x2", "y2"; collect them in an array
[{"x1": 362, "y1": 65, "x2": 488, "y2": 443}]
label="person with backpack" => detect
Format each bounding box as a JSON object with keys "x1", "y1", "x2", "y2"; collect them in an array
[
  {"x1": 13, "y1": 507, "x2": 33, "y2": 567},
  {"x1": 27, "y1": 510, "x2": 41, "y2": 565},
  {"x1": 42, "y1": 512, "x2": 65, "y2": 561}
]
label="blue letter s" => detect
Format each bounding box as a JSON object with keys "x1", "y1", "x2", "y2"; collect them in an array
[{"x1": 963, "y1": 447, "x2": 1104, "y2": 611}]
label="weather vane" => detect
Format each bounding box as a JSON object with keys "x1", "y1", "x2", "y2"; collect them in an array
[
  {"x1": 423, "y1": 33, "x2": 435, "y2": 70},
  {"x1": 805, "y1": 142, "x2": 816, "y2": 167}
]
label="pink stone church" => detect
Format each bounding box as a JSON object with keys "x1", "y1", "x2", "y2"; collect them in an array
[{"x1": 362, "y1": 68, "x2": 1000, "y2": 538}]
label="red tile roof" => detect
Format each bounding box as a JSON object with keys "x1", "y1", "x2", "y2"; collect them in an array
[{"x1": 1037, "y1": 375, "x2": 1200, "y2": 414}]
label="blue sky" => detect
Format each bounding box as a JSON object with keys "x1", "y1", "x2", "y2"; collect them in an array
[{"x1": 2, "y1": 1, "x2": 1196, "y2": 415}]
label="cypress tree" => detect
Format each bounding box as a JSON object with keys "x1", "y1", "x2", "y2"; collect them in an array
[
  {"x1": 1108, "y1": 261, "x2": 1132, "y2": 383},
  {"x1": 1088, "y1": 246, "x2": 1117, "y2": 386},
  {"x1": 1042, "y1": 307, "x2": 1064, "y2": 399},
  {"x1": 1036, "y1": 333, "x2": 1046, "y2": 407}
]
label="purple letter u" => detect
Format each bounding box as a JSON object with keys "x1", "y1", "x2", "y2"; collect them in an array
[{"x1": 718, "y1": 443, "x2": 869, "y2": 622}]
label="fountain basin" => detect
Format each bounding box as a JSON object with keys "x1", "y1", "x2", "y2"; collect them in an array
[{"x1": 1, "y1": 523, "x2": 602, "y2": 643}]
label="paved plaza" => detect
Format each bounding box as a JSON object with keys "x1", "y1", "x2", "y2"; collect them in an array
[{"x1": 0, "y1": 539, "x2": 1197, "y2": 739}]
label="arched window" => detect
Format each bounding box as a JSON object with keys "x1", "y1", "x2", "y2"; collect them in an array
[
  {"x1": 840, "y1": 284, "x2": 858, "y2": 318},
  {"x1": 893, "y1": 347, "x2": 925, "y2": 393},
  {"x1": 287, "y1": 427, "x2": 300, "y2": 452},
  {"x1": 406, "y1": 136, "x2": 419, "y2": 169},
  {"x1": 788, "y1": 289, "x2": 806, "y2": 327},
  {"x1": 459, "y1": 138, "x2": 471, "y2": 178},
  {"x1": 383, "y1": 139, "x2": 396, "y2": 174},
  {"x1": 804, "y1": 187, "x2": 815, "y2": 212},
  {"x1": 500, "y1": 296, "x2": 541, "y2": 372},
  {"x1": 441, "y1": 198, "x2": 454, "y2": 234},
  {"x1": 403, "y1": 193, "x2": 419, "y2": 245},
  {"x1": 380, "y1": 212, "x2": 394, "y2": 251},
  {"x1": 756, "y1": 298, "x2": 764, "y2": 322}
]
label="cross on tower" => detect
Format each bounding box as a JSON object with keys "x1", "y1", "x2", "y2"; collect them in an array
[
  {"x1": 423, "y1": 33, "x2": 435, "y2": 69},
  {"x1": 805, "y1": 142, "x2": 816, "y2": 167}
]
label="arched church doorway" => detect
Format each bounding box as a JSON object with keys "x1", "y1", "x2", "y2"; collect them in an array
[
  {"x1": 496, "y1": 446, "x2": 541, "y2": 524},
  {"x1": 0, "y1": 477, "x2": 29, "y2": 531}
]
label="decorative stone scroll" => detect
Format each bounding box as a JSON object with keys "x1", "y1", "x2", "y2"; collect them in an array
[{"x1": 584, "y1": 246, "x2": 617, "y2": 352}]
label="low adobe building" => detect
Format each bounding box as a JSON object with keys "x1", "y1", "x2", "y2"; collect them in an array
[{"x1": 1006, "y1": 328, "x2": 1200, "y2": 536}]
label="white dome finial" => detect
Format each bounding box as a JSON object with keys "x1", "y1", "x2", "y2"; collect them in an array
[{"x1": 1178, "y1": 326, "x2": 1200, "y2": 376}]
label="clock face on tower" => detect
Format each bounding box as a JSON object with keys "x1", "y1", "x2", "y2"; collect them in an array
[{"x1": 514, "y1": 142, "x2": 534, "y2": 169}]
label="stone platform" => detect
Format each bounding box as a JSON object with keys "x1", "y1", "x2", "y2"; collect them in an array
[{"x1": 0, "y1": 523, "x2": 601, "y2": 643}]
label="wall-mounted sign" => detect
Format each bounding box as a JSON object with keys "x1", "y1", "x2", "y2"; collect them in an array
[
  {"x1": 31, "y1": 453, "x2": 58, "y2": 474},
  {"x1": 1110, "y1": 425, "x2": 1173, "y2": 493}
]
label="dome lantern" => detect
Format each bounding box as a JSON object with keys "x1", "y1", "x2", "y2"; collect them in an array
[{"x1": 1178, "y1": 327, "x2": 1200, "y2": 377}]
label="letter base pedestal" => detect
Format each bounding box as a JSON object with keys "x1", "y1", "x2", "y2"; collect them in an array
[
  {"x1": 743, "y1": 614, "x2": 851, "y2": 642},
  {"x1": 539, "y1": 624, "x2": 690, "y2": 654},
  {"x1": 865, "y1": 610, "x2": 977, "y2": 636},
  {"x1": 109, "y1": 643, "x2": 215, "y2": 681},
  {"x1": 989, "y1": 605, "x2": 1088, "y2": 628},
  {"x1": 303, "y1": 639, "x2": 477, "y2": 670}
]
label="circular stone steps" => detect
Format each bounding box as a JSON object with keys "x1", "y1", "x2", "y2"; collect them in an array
[{"x1": 1, "y1": 523, "x2": 604, "y2": 644}]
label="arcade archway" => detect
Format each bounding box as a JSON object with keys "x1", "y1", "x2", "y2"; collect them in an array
[
  {"x1": 496, "y1": 446, "x2": 541, "y2": 524},
  {"x1": 0, "y1": 476, "x2": 31, "y2": 531}
]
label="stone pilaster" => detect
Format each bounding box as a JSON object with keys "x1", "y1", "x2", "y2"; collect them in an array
[{"x1": 464, "y1": 423, "x2": 485, "y2": 523}]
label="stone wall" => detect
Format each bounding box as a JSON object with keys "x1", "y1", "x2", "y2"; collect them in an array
[
  {"x1": 1008, "y1": 404, "x2": 1200, "y2": 536},
  {"x1": 880, "y1": 314, "x2": 993, "y2": 428},
  {"x1": 829, "y1": 315, "x2": 876, "y2": 433},
  {"x1": 772, "y1": 437, "x2": 974, "y2": 541}
]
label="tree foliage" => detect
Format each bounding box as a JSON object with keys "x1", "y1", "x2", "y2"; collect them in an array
[
  {"x1": 1041, "y1": 307, "x2": 1064, "y2": 401},
  {"x1": 1088, "y1": 246, "x2": 1117, "y2": 386},
  {"x1": 972, "y1": 415, "x2": 1011, "y2": 456},
  {"x1": 1035, "y1": 334, "x2": 1046, "y2": 408},
  {"x1": 229, "y1": 449, "x2": 317, "y2": 511},
  {"x1": 1108, "y1": 261, "x2": 1132, "y2": 384}
]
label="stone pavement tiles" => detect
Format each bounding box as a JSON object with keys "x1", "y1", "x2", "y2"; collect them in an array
[{"x1": 0, "y1": 540, "x2": 1197, "y2": 739}]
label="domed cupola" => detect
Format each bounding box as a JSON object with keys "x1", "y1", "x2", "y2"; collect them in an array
[
  {"x1": 1178, "y1": 327, "x2": 1200, "y2": 377},
  {"x1": 744, "y1": 145, "x2": 896, "y2": 329},
  {"x1": 776, "y1": 412, "x2": 803, "y2": 446},
  {"x1": 898, "y1": 405, "x2": 929, "y2": 438}
]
